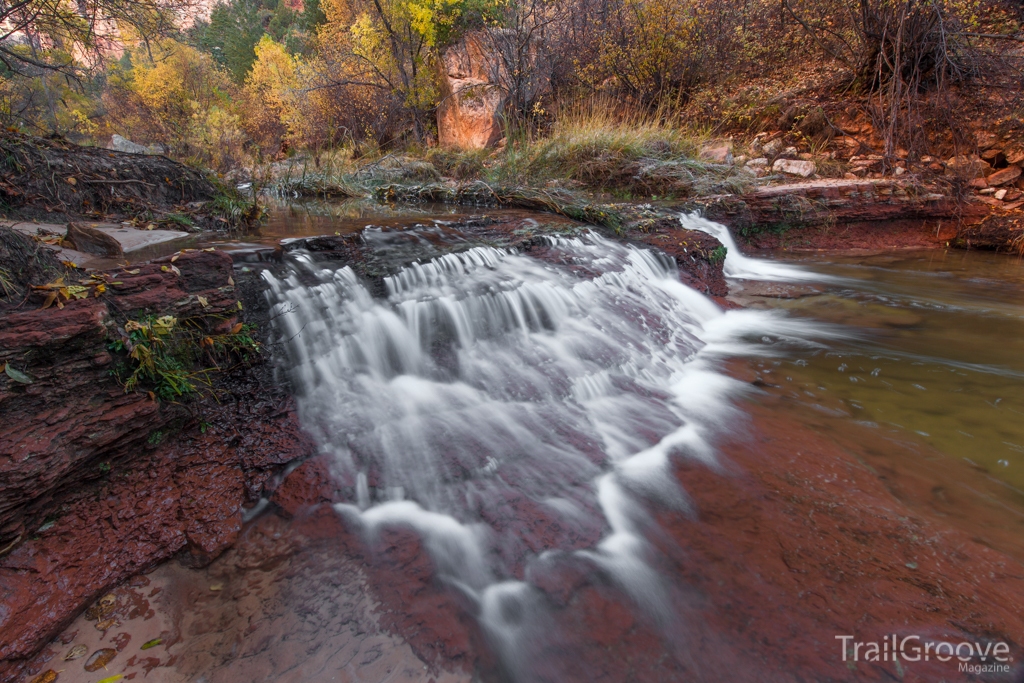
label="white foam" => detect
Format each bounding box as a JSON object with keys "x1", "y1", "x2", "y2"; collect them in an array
[{"x1": 679, "y1": 211, "x2": 825, "y2": 281}]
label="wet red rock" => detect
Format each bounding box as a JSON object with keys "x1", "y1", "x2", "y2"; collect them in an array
[{"x1": 0, "y1": 251, "x2": 316, "y2": 678}]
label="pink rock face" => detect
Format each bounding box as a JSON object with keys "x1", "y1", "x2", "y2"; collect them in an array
[
  {"x1": 436, "y1": 31, "x2": 550, "y2": 149},
  {"x1": 437, "y1": 33, "x2": 505, "y2": 149}
]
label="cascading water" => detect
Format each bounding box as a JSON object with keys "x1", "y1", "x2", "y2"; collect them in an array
[
  {"x1": 263, "y1": 226, "x2": 824, "y2": 678},
  {"x1": 679, "y1": 212, "x2": 824, "y2": 281}
]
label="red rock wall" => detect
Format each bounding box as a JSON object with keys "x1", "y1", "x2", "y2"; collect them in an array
[{"x1": 0, "y1": 251, "x2": 316, "y2": 674}]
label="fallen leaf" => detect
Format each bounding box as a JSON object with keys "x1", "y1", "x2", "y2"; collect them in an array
[
  {"x1": 171, "y1": 265, "x2": 181, "y2": 276},
  {"x1": 202, "y1": 247, "x2": 216, "y2": 252},
  {"x1": 171, "y1": 253, "x2": 180, "y2": 262},
  {"x1": 64, "y1": 644, "x2": 88, "y2": 660},
  {"x1": 146, "y1": 224, "x2": 155, "y2": 231},
  {"x1": 84, "y1": 648, "x2": 117, "y2": 672},
  {"x1": 99, "y1": 593, "x2": 117, "y2": 607},
  {"x1": 94, "y1": 283, "x2": 106, "y2": 296},
  {"x1": 67, "y1": 176, "x2": 77, "y2": 185},
  {"x1": 209, "y1": 582, "x2": 224, "y2": 591},
  {"x1": 152, "y1": 316, "x2": 177, "y2": 335},
  {"x1": 230, "y1": 322, "x2": 243, "y2": 335},
  {"x1": 95, "y1": 617, "x2": 118, "y2": 631},
  {"x1": 41, "y1": 291, "x2": 57, "y2": 309},
  {"x1": 33, "y1": 277, "x2": 65, "y2": 290},
  {"x1": 28, "y1": 670, "x2": 57, "y2": 683},
  {"x1": 147, "y1": 391, "x2": 156, "y2": 401},
  {"x1": 236, "y1": 301, "x2": 243, "y2": 311},
  {"x1": 227, "y1": 276, "x2": 234, "y2": 286},
  {"x1": 197, "y1": 295, "x2": 209, "y2": 308},
  {"x1": 140, "y1": 638, "x2": 162, "y2": 650},
  {"x1": 61, "y1": 260, "x2": 77, "y2": 268},
  {"x1": 4, "y1": 363, "x2": 32, "y2": 384},
  {"x1": 97, "y1": 676, "x2": 124, "y2": 683},
  {"x1": 124, "y1": 269, "x2": 141, "y2": 275}
]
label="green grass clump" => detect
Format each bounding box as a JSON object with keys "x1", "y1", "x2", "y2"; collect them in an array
[{"x1": 109, "y1": 314, "x2": 260, "y2": 401}]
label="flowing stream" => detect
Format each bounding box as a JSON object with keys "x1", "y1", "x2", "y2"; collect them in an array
[{"x1": 262, "y1": 226, "x2": 827, "y2": 675}]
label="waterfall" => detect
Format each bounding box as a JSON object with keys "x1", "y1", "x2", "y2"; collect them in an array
[
  {"x1": 679, "y1": 211, "x2": 822, "y2": 281},
  {"x1": 263, "y1": 228, "x2": 823, "y2": 678}
]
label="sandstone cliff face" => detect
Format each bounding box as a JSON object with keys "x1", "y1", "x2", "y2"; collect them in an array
[
  {"x1": 437, "y1": 32, "x2": 505, "y2": 149},
  {"x1": 436, "y1": 31, "x2": 550, "y2": 149}
]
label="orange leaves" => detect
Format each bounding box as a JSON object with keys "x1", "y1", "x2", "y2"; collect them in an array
[{"x1": 34, "y1": 274, "x2": 118, "y2": 309}]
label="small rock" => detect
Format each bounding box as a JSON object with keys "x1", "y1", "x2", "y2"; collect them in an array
[
  {"x1": 782, "y1": 146, "x2": 799, "y2": 157},
  {"x1": 734, "y1": 154, "x2": 749, "y2": 166},
  {"x1": 945, "y1": 155, "x2": 989, "y2": 178},
  {"x1": 994, "y1": 188, "x2": 1008, "y2": 200},
  {"x1": 894, "y1": 166, "x2": 906, "y2": 176},
  {"x1": 699, "y1": 141, "x2": 734, "y2": 165},
  {"x1": 843, "y1": 172, "x2": 859, "y2": 180},
  {"x1": 987, "y1": 165, "x2": 1021, "y2": 187},
  {"x1": 746, "y1": 157, "x2": 769, "y2": 168},
  {"x1": 979, "y1": 188, "x2": 996, "y2": 195},
  {"x1": 739, "y1": 166, "x2": 759, "y2": 177},
  {"x1": 968, "y1": 177, "x2": 989, "y2": 189},
  {"x1": 976, "y1": 131, "x2": 1000, "y2": 150},
  {"x1": 980, "y1": 148, "x2": 1005, "y2": 164},
  {"x1": 763, "y1": 139, "x2": 784, "y2": 157},
  {"x1": 1004, "y1": 188, "x2": 1022, "y2": 202},
  {"x1": 772, "y1": 159, "x2": 816, "y2": 177},
  {"x1": 1005, "y1": 145, "x2": 1024, "y2": 166}
]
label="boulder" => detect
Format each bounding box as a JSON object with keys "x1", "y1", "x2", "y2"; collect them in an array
[
  {"x1": 945, "y1": 155, "x2": 989, "y2": 178},
  {"x1": 976, "y1": 131, "x2": 1000, "y2": 150},
  {"x1": 436, "y1": 30, "x2": 549, "y2": 149},
  {"x1": 762, "y1": 138, "x2": 784, "y2": 158},
  {"x1": 980, "y1": 148, "x2": 1005, "y2": 165},
  {"x1": 109, "y1": 134, "x2": 154, "y2": 155},
  {"x1": 772, "y1": 159, "x2": 816, "y2": 177},
  {"x1": 987, "y1": 165, "x2": 1022, "y2": 187},
  {"x1": 64, "y1": 222, "x2": 124, "y2": 258},
  {"x1": 699, "y1": 141, "x2": 734, "y2": 165}
]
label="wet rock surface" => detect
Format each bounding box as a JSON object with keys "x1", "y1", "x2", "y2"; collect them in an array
[
  {"x1": 0, "y1": 248, "x2": 316, "y2": 677},
  {"x1": 14, "y1": 395, "x2": 1024, "y2": 682},
  {"x1": 15, "y1": 512, "x2": 471, "y2": 683},
  {"x1": 280, "y1": 213, "x2": 730, "y2": 297}
]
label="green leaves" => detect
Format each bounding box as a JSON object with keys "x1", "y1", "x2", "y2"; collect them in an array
[
  {"x1": 141, "y1": 637, "x2": 163, "y2": 650},
  {"x1": 3, "y1": 363, "x2": 32, "y2": 384}
]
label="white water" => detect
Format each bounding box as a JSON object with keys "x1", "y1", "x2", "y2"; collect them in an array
[
  {"x1": 263, "y1": 227, "x2": 824, "y2": 678},
  {"x1": 679, "y1": 211, "x2": 823, "y2": 281}
]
